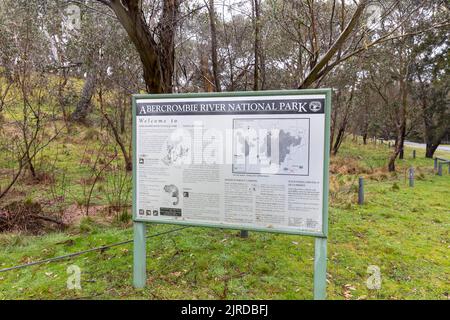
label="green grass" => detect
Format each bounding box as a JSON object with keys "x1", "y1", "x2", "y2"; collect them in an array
[{"x1": 0, "y1": 139, "x2": 449, "y2": 300}]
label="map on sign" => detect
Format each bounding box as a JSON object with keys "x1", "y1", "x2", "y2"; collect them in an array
[
  {"x1": 161, "y1": 135, "x2": 191, "y2": 166},
  {"x1": 233, "y1": 118, "x2": 309, "y2": 175}
]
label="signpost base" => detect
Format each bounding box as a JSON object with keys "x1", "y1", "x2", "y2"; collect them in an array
[
  {"x1": 133, "y1": 222, "x2": 147, "y2": 288},
  {"x1": 313, "y1": 237, "x2": 327, "y2": 300},
  {"x1": 240, "y1": 230, "x2": 249, "y2": 238}
]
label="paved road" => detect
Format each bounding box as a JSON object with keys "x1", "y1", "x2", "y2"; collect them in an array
[{"x1": 404, "y1": 141, "x2": 450, "y2": 152}]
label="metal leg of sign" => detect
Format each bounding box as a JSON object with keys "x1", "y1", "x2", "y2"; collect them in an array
[
  {"x1": 313, "y1": 237, "x2": 327, "y2": 300},
  {"x1": 133, "y1": 222, "x2": 147, "y2": 288}
]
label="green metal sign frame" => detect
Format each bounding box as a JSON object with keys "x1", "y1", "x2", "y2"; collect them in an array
[{"x1": 131, "y1": 89, "x2": 331, "y2": 299}]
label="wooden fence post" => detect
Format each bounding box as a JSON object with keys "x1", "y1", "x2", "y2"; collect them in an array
[
  {"x1": 409, "y1": 167, "x2": 414, "y2": 187},
  {"x1": 358, "y1": 177, "x2": 364, "y2": 205}
]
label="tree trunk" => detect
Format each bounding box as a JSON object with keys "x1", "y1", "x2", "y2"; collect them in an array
[
  {"x1": 200, "y1": 53, "x2": 215, "y2": 92},
  {"x1": 71, "y1": 71, "x2": 96, "y2": 122},
  {"x1": 299, "y1": 0, "x2": 368, "y2": 88},
  {"x1": 332, "y1": 128, "x2": 345, "y2": 155},
  {"x1": 424, "y1": 130, "x2": 448, "y2": 158},
  {"x1": 119, "y1": 95, "x2": 126, "y2": 134},
  {"x1": 387, "y1": 154, "x2": 396, "y2": 172},
  {"x1": 103, "y1": 0, "x2": 179, "y2": 93},
  {"x1": 208, "y1": 0, "x2": 221, "y2": 92},
  {"x1": 387, "y1": 35, "x2": 411, "y2": 172},
  {"x1": 331, "y1": 85, "x2": 354, "y2": 155},
  {"x1": 253, "y1": 0, "x2": 261, "y2": 91},
  {"x1": 425, "y1": 143, "x2": 438, "y2": 158},
  {"x1": 422, "y1": 98, "x2": 448, "y2": 159},
  {"x1": 98, "y1": 89, "x2": 132, "y2": 171},
  {"x1": 158, "y1": 0, "x2": 178, "y2": 93},
  {"x1": 399, "y1": 126, "x2": 406, "y2": 160},
  {"x1": 26, "y1": 150, "x2": 37, "y2": 179},
  {"x1": 388, "y1": 129, "x2": 405, "y2": 172},
  {"x1": 388, "y1": 72, "x2": 408, "y2": 171}
]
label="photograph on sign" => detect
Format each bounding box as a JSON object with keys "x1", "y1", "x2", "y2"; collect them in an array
[{"x1": 133, "y1": 93, "x2": 328, "y2": 235}]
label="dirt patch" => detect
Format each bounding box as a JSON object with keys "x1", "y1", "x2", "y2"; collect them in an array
[
  {"x1": 62, "y1": 204, "x2": 110, "y2": 225},
  {"x1": 21, "y1": 171, "x2": 56, "y2": 186},
  {"x1": 330, "y1": 156, "x2": 369, "y2": 175},
  {"x1": 0, "y1": 168, "x2": 17, "y2": 176},
  {"x1": 366, "y1": 168, "x2": 390, "y2": 181},
  {"x1": 76, "y1": 176, "x2": 105, "y2": 186},
  {"x1": 0, "y1": 200, "x2": 66, "y2": 234},
  {"x1": 0, "y1": 188, "x2": 25, "y2": 199}
]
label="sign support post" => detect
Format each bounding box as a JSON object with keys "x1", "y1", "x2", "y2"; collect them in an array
[
  {"x1": 133, "y1": 221, "x2": 147, "y2": 288},
  {"x1": 313, "y1": 237, "x2": 327, "y2": 300},
  {"x1": 313, "y1": 87, "x2": 331, "y2": 300}
]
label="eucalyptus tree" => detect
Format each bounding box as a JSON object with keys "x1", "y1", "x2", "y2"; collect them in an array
[
  {"x1": 324, "y1": 60, "x2": 359, "y2": 155},
  {"x1": 412, "y1": 47, "x2": 449, "y2": 158},
  {"x1": 95, "y1": 22, "x2": 142, "y2": 171},
  {"x1": 207, "y1": 0, "x2": 221, "y2": 91},
  {"x1": 95, "y1": 0, "x2": 181, "y2": 93},
  {"x1": 409, "y1": 3, "x2": 449, "y2": 158}
]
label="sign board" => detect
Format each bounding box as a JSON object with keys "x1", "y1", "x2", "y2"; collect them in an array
[
  {"x1": 132, "y1": 89, "x2": 331, "y2": 298},
  {"x1": 133, "y1": 90, "x2": 330, "y2": 236}
]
